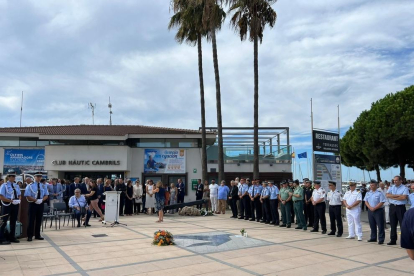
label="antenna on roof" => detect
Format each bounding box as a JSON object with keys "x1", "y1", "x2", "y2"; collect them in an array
[
  {"x1": 88, "y1": 102, "x2": 96, "y2": 125},
  {"x1": 108, "y1": 97, "x2": 113, "y2": 125},
  {"x1": 20, "y1": 91, "x2": 24, "y2": 127}
]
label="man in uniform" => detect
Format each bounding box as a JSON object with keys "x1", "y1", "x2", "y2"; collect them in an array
[
  {"x1": 238, "y1": 178, "x2": 250, "y2": 220},
  {"x1": 279, "y1": 181, "x2": 292, "y2": 228},
  {"x1": 291, "y1": 179, "x2": 306, "y2": 230},
  {"x1": 0, "y1": 170, "x2": 21, "y2": 244},
  {"x1": 327, "y1": 181, "x2": 343, "y2": 237},
  {"x1": 254, "y1": 179, "x2": 263, "y2": 222},
  {"x1": 248, "y1": 180, "x2": 256, "y2": 221},
  {"x1": 269, "y1": 182, "x2": 280, "y2": 226},
  {"x1": 304, "y1": 179, "x2": 314, "y2": 227},
  {"x1": 260, "y1": 182, "x2": 271, "y2": 224},
  {"x1": 386, "y1": 175, "x2": 409, "y2": 245},
  {"x1": 24, "y1": 172, "x2": 49, "y2": 242},
  {"x1": 196, "y1": 179, "x2": 204, "y2": 209},
  {"x1": 343, "y1": 182, "x2": 362, "y2": 241},
  {"x1": 401, "y1": 208, "x2": 414, "y2": 259},
  {"x1": 288, "y1": 180, "x2": 295, "y2": 223},
  {"x1": 310, "y1": 181, "x2": 327, "y2": 234},
  {"x1": 364, "y1": 179, "x2": 386, "y2": 244}
]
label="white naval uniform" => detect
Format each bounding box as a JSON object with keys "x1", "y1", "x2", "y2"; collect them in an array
[
  {"x1": 343, "y1": 190, "x2": 363, "y2": 238},
  {"x1": 209, "y1": 184, "x2": 219, "y2": 212},
  {"x1": 327, "y1": 190, "x2": 343, "y2": 205}
]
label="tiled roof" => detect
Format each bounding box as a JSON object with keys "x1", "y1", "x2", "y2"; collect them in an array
[{"x1": 0, "y1": 125, "x2": 204, "y2": 136}]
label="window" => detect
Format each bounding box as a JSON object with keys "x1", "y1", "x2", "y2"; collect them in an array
[
  {"x1": 135, "y1": 138, "x2": 199, "y2": 148},
  {"x1": 36, "y1": 141, "x2": 50, "y2": 146},
  {"x1": 136, "y1": 139, "x2": 165, "y2": 148},
  {"x1": 0, "y1": 137, "x2": 19, "y2": 147},
  {"x1": 19, "y1": 139, "x2": 37, "y2": 146}
]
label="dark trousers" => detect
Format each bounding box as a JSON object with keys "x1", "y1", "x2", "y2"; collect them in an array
[
  {"x1": 368, "y1": 208, "x2": 385, "y2": 242},
  {"x1": 313, "y1": 202, "x2": 327, "y2": 231},
  {"x1": 134, "y1": 202, "x2": 141, "y2": 214},
  {"x1": 74, "y1": 209, "x2": 91, "y2": 226},
  {"x1": 231, "y1": 198, "x2": 238, "y2": 217},
  {"x1": 241, "y1": 196, "x2": 251, "y2": 219},
  {"x1": 281, "y1": 201, "x2": 292, "y2": 225},
  {"x1": 196, "y1": 195, "x2": 202, "y2": 209},
  {"x1": 250, "y1": 198, "x2": 256, "y2": 220},
  {"x1": 142, "y1": 196, "x2": 146, "y2": 213},
  {"x1": 254, "y1": 197, "x2": 262, "y2": 221},
  {"x1": 0, "y1": 204, "x2": 19, "y2": 241},
  {"x1": 389, "y1": 204, "x2": 406, "y2": 242},
  {"x1": 329, "y1": 205, "x2": 343, "y2": 234},
  {"x1": 294, "y1": 200, "x2": 306, "y2": 228},
  {"x1": 27, "y1": 203, "x2": 44, "y2": 238},
  {"x1": 177, "y1": 195, "x2": 184, "y2": 204},
  {"x1": 361, "y1": 196, "x2": 367, "y2": 211},
  {"x1": 262, "y1": 199, "x2": 271, "y2": 222},
  {"x1": 270, "y1": 199, "x2": 280, "y2": 224},
  {"x1": 290, "y1": 200, "x2": 295, "y2": 222},
  {"x1": 119, "y1": 197, "x2": 125, "y2": 215},
  {"x1": 304, "y1": 201, "x2": 314, "y2": 226}
]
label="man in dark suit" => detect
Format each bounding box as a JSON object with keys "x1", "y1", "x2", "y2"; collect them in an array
[
  {"x1": 177, "y1": 178, "x2": 185, "y2": 204},
  {"x1": 70, "y1": 177, "x2": 87, "y2": 197},
  {"x1": 229, "y1": 180, "x2": 239, "y2": 218},
  {"x1": 196, "y1": 179, "x2": 204, "y2": 209}
]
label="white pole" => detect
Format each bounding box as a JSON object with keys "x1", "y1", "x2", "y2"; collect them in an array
[
  {"x1": 20, "y1": 91, "x2": 23, "y2": 127},
  {"x1": 311, "y1": 98, "x2": 314, "y2": 180}
]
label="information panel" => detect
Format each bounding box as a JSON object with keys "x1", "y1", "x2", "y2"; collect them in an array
[
  {"x1": 3, "y1": 149, "x2": 45, "y2": 174},
  {"x1": 144, "y1": 149, "x2": 186, "y2": 174},
  {"x1": 314, "y1": 154, "x2": 342, "y2": 192}
]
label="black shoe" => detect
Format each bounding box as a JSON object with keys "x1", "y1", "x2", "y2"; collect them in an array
[
  {"x1": 85, "y1": 224, "x2": 91, "y2": 227},
  {"x1": 265, "y1": 222, "x2": 270, "y2": 224},
  {"x1": 244, "y1": 218, "x2": 249, "y2": 220},
  {"x1": 327, "y1": 232, "x2": 335, "y2": 236},
  {"x1": 279, "y1": 224, "x2": 286, "y2": 227},
  {"x1": 310, "y1": 229, "x2": 318, "y2": 232},
  {"x1": 238, "y1": 217, "x2": 244, "y2": 219},
  {"x1": 295, "y1": 227, "x2": 302, "y2": 229},
  {"x1": 27, "y1": 237, "x2": 32, "y2": 242},
  {"x1": 77, "y1": 224, "x2": 81, "y2": 228},
  {"x1": 0, "y1": 240, "x2": 11, "y2": 245},
  {"x1": 35, "y1": 236, "x2": 44, "y2": 240},
  {"x1": 9, "y1": 238, "x2": 20, "y2": 243},
  {"x1": 378, "y1": 241, "x2": 384, "y2": 245},
  {"x1": 367, "y1": 239, "x2": 377, "y2": 242},
  {"x1": 307, "y1": 224, "x2": 313, "y2": 227},
  {"x1": 260, "y1": 221, "x2": 266, "y2": 223},
  {"x1": 322, "y1": 230, "x2": 327, "y2": 234},
  {"x1": 387, "y1": 241, "x2": 396, "y2": 245},
  {"x1": 249, "y1": 218, "x2": 255, "y2": 221},
  {"x1": 286, "y1": 225, "x2": 291, "y2": 228},
  {"x1": 336, "y1": 234, "x2": 342, "y2": 237}
]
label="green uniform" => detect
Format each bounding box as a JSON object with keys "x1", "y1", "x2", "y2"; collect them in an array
[
  {"x1": 293, "y1": 186, "x2": 306, "y2": 229},
  {"x1": 280, "y1": 187, "x2": 292, "y2": 226}
]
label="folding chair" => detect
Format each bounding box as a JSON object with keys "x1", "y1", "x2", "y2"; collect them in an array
[
  {"x1": 42, "y1": 204, "x2": 55, "y2": 232},
  {"x1": 53, "y1": 202, "x2": 72, "y2": 230}
]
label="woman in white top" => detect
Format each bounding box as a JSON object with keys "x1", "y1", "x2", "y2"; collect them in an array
[
  {"x1": 133, "y1": 180, "x2": 143, "y2": 215},
  {"x1": 146, "y1": 179, "x2": 156, "y2": 215}
]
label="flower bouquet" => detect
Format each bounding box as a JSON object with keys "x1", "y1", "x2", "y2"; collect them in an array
[
  {"x1": 152, "y1": 230, "x2": 175, "y2": 246},
  {"x1": 200, "y1": 208, "x2": 214, "y2": 216},
  {"x1": 240, "y1": 228, "x2": 248, "y2": 237}
]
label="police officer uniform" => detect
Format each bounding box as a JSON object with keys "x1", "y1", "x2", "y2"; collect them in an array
[
  {"x1": 386, "y1": 180, "x2": 409, "y2": 245},
  {"x1": 24, "y1": 172, "x2": 49, "y2": 241},
  {"x1": 327, "y1": 181, "x2": 343, "y2": 237},
  {"x1": 269, "y1": 183, "x2": 280, "y2": 225},
  {"x1": 364, "y1": 180, "x2": 386, "y2": 244},
  {"x1": 279, "y1": 181, "x2": 292, "y2": 228},
  {"x1": 343, "y1": 182, "x2": 362, "y2": 240},
  {"x1": 292, "y1": 180, "x2": 306, "y2": 230},
  {"x1": 310, "y1": 181, "x2": 327, "y2": 234},
  {"x1": 288, "y1": 180, "x2": 295, "y2": 223},
  {"x1": 0, "y1": 170, "x2": 21, "y2": 244},
  {"x1": 238, "y1": 181, "x2": 250, "y2": 220},
  {"x1": 260, "y1": 183, "x2": 270, "y2": 224},
  {"x1": 254, "y1": 182, "x2": 263, "y2": 222},
  {"x1": 303, "y1": 179, "x2": 314, "y2": 227},
  {"x1": 248, "y1": 183, "x2": 256, "y2": 221}
]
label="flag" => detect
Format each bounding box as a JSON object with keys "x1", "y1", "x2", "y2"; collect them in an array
[
  {"x1": 291, "y1": 152, "x2": 295, "y2": 158},
  {"x1": 298, "y1": 152, "x2": 307, "y2": 159}
]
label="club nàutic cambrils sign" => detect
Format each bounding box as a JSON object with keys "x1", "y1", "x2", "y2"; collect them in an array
[{"x1": 144, "y1": 149, "x2": 186, "y2": 174}]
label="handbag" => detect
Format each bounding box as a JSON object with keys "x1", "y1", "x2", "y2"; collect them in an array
[{"x1": 135, "y1": 196, "x2": 142, "y2": 204}]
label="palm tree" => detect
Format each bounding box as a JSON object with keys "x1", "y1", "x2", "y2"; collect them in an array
[
  {"x1": 202, "y1": 0, "x2": 226, "y2": 183},
  {"x1": 228, "y1": 0, "x2": 277, "y2": 179},
  {"x1": 169, "y1": 0, "x2": 209, "y2": 183}
]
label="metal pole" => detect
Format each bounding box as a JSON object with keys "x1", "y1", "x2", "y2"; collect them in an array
[
  {"x1": 20, "y1": 91, "x2": 23, "y2": 127},
  {"x1": 311, "y1": 98, "x2": 315, "y2": 180}
]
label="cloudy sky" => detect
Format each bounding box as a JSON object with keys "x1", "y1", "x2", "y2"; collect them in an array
[{"x1": 1, "y1": 0, "x2": 413, "y2": 180}]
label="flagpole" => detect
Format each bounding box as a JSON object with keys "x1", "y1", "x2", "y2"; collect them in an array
[
  {"x1": 307, "y1": 154, "x2": 310, "y2": 178},
  {"x1": 311, "y1": 98, "x2": 314, "y2": 180},
  {"x1": 20, "y1": 91, "x2": 23, "y2": 127}
]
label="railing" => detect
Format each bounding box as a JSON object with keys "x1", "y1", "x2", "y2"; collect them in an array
[{"x1": 207, "y1": 145, "x2": 292, "y2": 164}]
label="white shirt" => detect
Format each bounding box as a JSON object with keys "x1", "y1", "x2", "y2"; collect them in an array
[
  {"x1": 312, "y1": 187, "x2": 326, "y2": 202},
  {"x1": 237, "y1": 182, "x2": 242, "y2": 196},
  {"x1": 343, "y1": 190, "x2": 362, "y2": 210},
  {"x1": 327, "y1": 190, "x2": 343, "y2": 206},
  {"x1": 209, "y1": 184, "x2": 219, "y2": 197}
]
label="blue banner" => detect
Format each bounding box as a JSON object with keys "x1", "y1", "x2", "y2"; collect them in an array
[
  {"x1": 298, "y1": 152, "x2": 307, "y2": 159},
  {"x1": 144, "y1": 149, "x2": 186, "y2": 174},
  {"x1": 3, "y1": 149, "x2": 45, "y2": 174}
]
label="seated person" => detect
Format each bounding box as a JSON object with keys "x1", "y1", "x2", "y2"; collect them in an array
[{"x1": 69, "y1": 189, "x2": 91, "y2": 227}]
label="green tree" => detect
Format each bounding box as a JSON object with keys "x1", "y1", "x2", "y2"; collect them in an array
[
  {"x1": 227, "y1": 0, "x2": 277, "y2": 179},
  {"x1": 169, "y1": 0, "x2": 209, "y2": 182}
]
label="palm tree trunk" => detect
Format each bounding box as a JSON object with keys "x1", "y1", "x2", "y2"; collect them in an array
[
  {"x1": 197, "y1": 33, "x2": 208, "y2": 183},
  {"x1": 211, "y1": 28, "x2": 225, "y2": 182},
  {"x1": 375, "y1": 164, "x2": 381, "y2": 182},
  {"x1": 253, "y1": 34, "x2": 259, "y2": 180}
]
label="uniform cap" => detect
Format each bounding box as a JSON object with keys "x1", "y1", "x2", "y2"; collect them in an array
[
  {"x1": 288, "y1": 179, "x2": 293, "y2": 183},
  {"x1": 314, "y1": 181, "x2": 321, "y2": 185},
  {"x1": 34, "y1": 172, "x2": 43, "y2": 176},
  {"x1": 303, "y1": 178, "x2": 309, "y2": 181},
  {"x1": 281, "y1": 181, "x2": 287, "y2": 185},
  {"x1": 370, "y1": 179, "x2": 378, "y2": 184},
  {"x1": 306, "y1": 180, "x2": 312, "y2": 183},
  {"x1": 328, "y1": 181, "x2": 336, "y2": 186},
  {"x1": 7, "y1": 169, "x2": 16, "y2": 176},
  {"x1": 294, "y1": 179, "x2": 300, "y2": 184}
]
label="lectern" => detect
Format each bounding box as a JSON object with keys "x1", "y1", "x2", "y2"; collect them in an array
[{"x1": 103, "y1": 191, "x2": 121, "y2": 224}]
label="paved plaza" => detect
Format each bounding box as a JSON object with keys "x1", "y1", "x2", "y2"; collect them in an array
[{"x1": 1, "y1": 213, "x2": 413, "y2": 276}]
